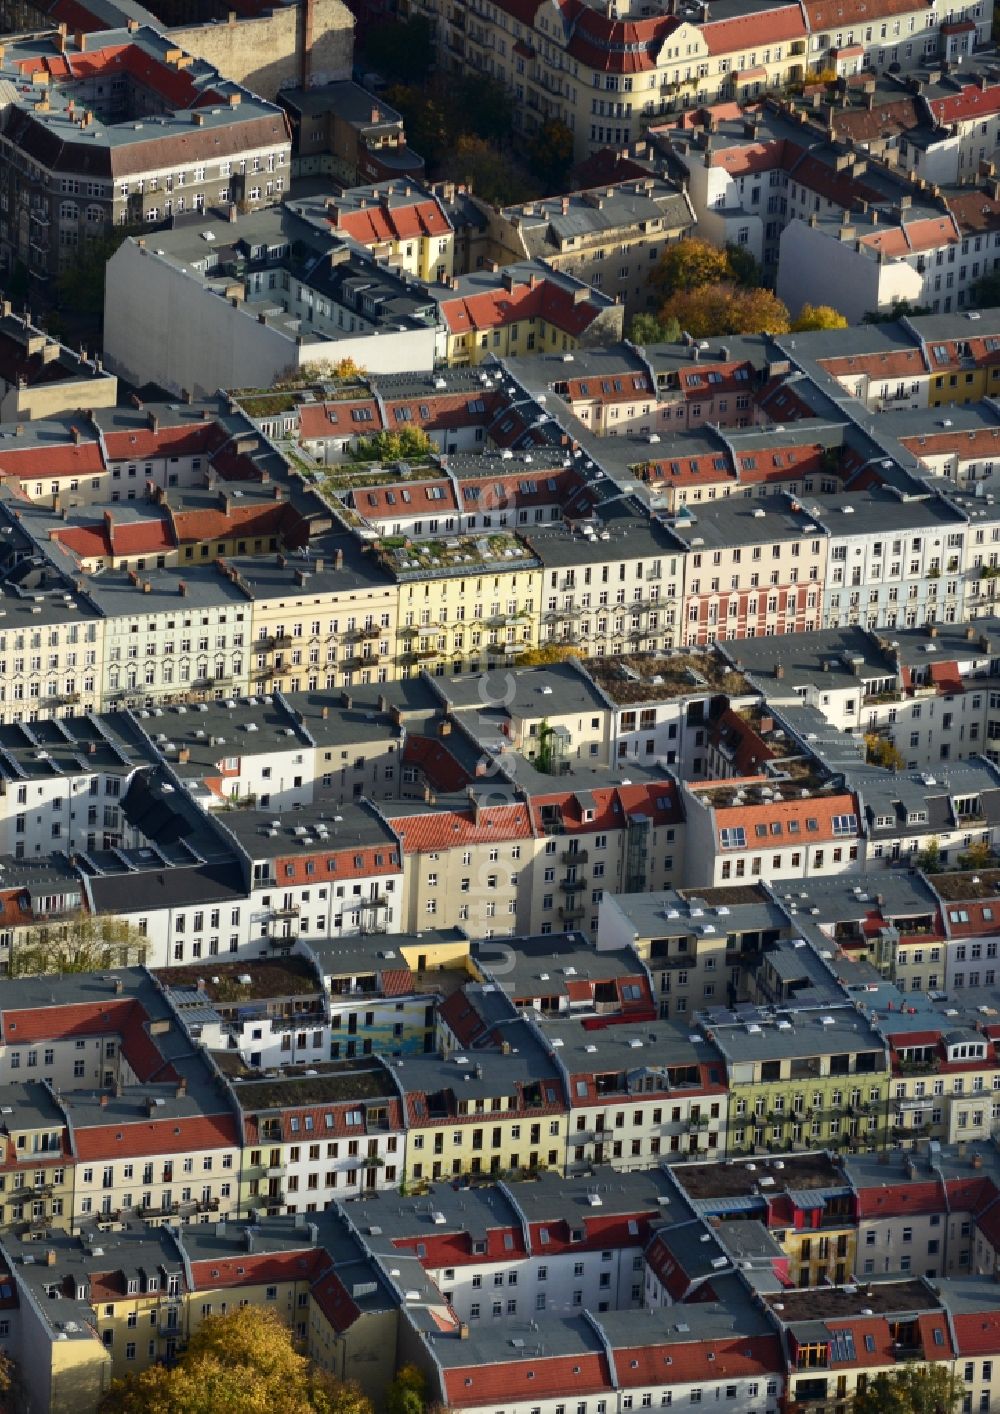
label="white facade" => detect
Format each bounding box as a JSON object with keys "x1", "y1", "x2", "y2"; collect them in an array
[{"x1": 104, "y1": 241, "x2": 438, "y2": 400}]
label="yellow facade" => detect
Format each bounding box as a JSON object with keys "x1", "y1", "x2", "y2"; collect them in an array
[
  {"x1": 443, "y1": 317, "x2": 583, "y2": 368},
  {"x1": 396, "y1": 565, "x2": 542, "y2": 677},
  {"x1": 249, "y1": 583, "x2": 400, "y2": 693},
  {"x1": 0, "y1": 1113, "x2": 75, "y2": 1231},
  {"x1": 407, "y1": 1107, "x2": 569, "y2": 1184}
]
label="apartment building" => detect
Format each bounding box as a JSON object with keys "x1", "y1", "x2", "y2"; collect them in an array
[
  {"x1": 598, "y1": 885, "x2": 790, "y2": 1020},
  {"x1": 665, "y1": 494, "x2": 829, "y2": 647},
  {"x1": 699, "y1": 1002, "x2": 891, "y2": 1156},
  {"x1": 397, "y1": 1024, "x2": 568, "y2": 1182},
  {"x1": 0, "y1": 27, "x2": 291, "y2": 285},
  {"x1": 345, "y1": 1168, "x2": 679, "y2": 1320},
  {"x1": 233, "y1": 1059, "x2": 406, "y2": 1210},
  {"x1": 543, "y1": 1018, "x2": 728, "y2": 1168},
  {"x1": 682, "y1": 774, "x2": 863, "y2": 887},
  {"x1": 402, "y1": 0, "x2": 990, "y2": 162},
  {"x1": 301, "y1": 183, "x2": 455, "y2": 284},
  {"x1": 484, "y1": 179, "x2": 694, "y2": 316},
  {"x1": 278, "y1": 83, "x2": 424, "y2": 187}
]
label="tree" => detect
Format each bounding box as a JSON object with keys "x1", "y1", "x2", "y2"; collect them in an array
[
  {"x1": 517, "y1": 644, "x2": 582, "y2": 666},
  {"x1": 724, "y1": 243, "x2": 763, "y2": 289},
  {"x1": 629, "y1": 312, "x2": 681, "y2": 345},
  {"x1": 385, "y1": 1366, "x2": 428, "y2": 1414},
  {"x1": 456, "y1": 75, "x2": 514, "y2": 145},
  {"x1": 55, "y1": 226, "x2": 145, "y2": 325},
  {"x1": 650, "y1": 237, "x2": 731, "y2": 301},
  {"x1": 850, "y1": 1365, "x2": 962, "y2": 1414},
  {"x1": 363, "y1": 16, "x2": 434, "y2": 83},
  {"x1": 11, "y1": 913, "x2": 148, "y2": 977},
  {"x1": 863, "y1": 299, "x2": 932, "y2": 324},
  {"x1": 792, "y1": 303, "x2": 848, "y2": 331},
  {"x1": 972, "y1": 268, "x2": 1000, "y2": 308},
  {"x1": 958, "y1": 838, "x2": 994, "y2": 870},
  {"x1": 350, "y1": 427, "x2": 433, "y2": 463},
  {"x1": 99, "y1": 1306, "x2": 372, "y2": 1414},
  {"x1": 864, "y1": 733, "x2": 905, "y2": 771},
  {"x1": 916, "y1": 837, "x2": 942, "y2": 874},
  {"x1": 446, "y1": 136, "x2": 539, "y2": 207},
  {"x1": 525, "y1": 118, "x2": 575, "y2": 192},
  {"x1": 662, "y1": 282, "x2": 791, "y2": 337}
]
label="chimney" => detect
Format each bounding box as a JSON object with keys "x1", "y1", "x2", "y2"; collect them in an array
[
  {"x1": 321, "y1": 705, "x2": 329, "y2": 719},
  {"x1": 100, "y1": 1093, "x2": 109, "y2": 1107},
  {"x1": 341, "y1": 692, "x2": 353, "y2": 709},
  {"x1": 334, "y1": 548, "x2": 344, "y2": 570},
  {"x1": 176, "y1": 1078, "x2": 187, "y2": 1099},
  {"x1": 46, "y1": 1249, "x2": 57, "y2": 1267},
  {"x1": 178, "y1": 580, "x2": 188, "y2": 596},
  {"x1": 228, "y1": 92, "x2": 241, "y2": 108},
  {"x1": 459, "y1": 1323, "x2": 470, "y2": 1340},
  {"x1": 70, "y1": 425, "x2": 81, "y2": 444},
  {"x1": 178, "y1": 747, "x2": 190, "y2": 764}
]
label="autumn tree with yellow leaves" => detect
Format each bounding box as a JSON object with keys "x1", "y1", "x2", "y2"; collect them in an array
[{"x1": 98, "y1": 1306, "x2": 374, "y2": 1414}]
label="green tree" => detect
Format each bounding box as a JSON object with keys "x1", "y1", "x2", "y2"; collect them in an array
[
  {"x1": 446, "y1": 136, "x2": 539, "y2": 207},
  {"x1": 525, "y1": 118, "x2": 575, "y2": 192},
  {"x1": 629, "y1": 312, "x2": 681, "y2": 345},
  {"x1": 972, "y1": 268, "x2": 1000, "y2": 308},
  {"x1": 916, "y1": 837, "x2": 942, "y2": 873},
  {"x1": 850, "y1": 1365, "x2": 962, "y2": 1414},
  {"x1": 99, "y1": 1306, "x2": 371, "y2": 1414},
  {"x1": 55, "y1": 226, "x2": 144, "y2": 325},
  {"x1": 456, "y1": 75, "x2": 514, "y2": 145},
  {"x1": 11, "y1": 913, "x2": 149, "y2": 977},
  {"x1": 792, "y1": 302, "x2": 849, "y2": 331},
  {"x1": 363, "y1": 17, "x2": 434, "y2": 83},
  {"x1": 650, "y1": 237, "x2": 731, "y2": 301},
  {"x1": 385, "y1": 1366, "x2": 428, "y2": 1414},
  {"x1": 386, "y1": 84, "x2": 456, "y2": 167},
  {"x1": 863, "y1": 299, "x2": 932, "y2": 324},
  {"x1": 662, "y1": 282, "x2": 791, "y2": 337},
  {"x1": 350, "y1": 427, "x2": 434, "y2": 463},
  {"x1": 724, "y1": 242, "x2": 763, "y2": 289}
]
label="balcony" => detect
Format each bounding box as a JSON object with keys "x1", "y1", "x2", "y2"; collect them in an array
[
  {"x1": 269, "y1": 904, "x2": 300, "y2": 919},
  {"x1": 559, "y1": 877, "x2": 587, "y2": 892},
  {"x1": 559, "y1": 905, "x2": 586, "y2": 923},
  {"x1": 560, "y1": 849, "x2": 589, "y2": 865}
]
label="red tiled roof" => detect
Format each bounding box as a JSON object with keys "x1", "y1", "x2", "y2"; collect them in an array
[
  {"x1": 272, "y1": 844, "x2": 400, "y2": 887},
  {"x1": 103, "y1": 422, "x2": 223, "y2": 463},
  {"x1": 953, "y1": 1309, "x2": 1000, "y2": 1356},
  {"x1": 298, "y1": 399, "x2": 384, "y2": 440},
  {"x1": 311, "y1": 1268, "x2": 364, "y2": 1331},
  {"x1": 388, "y1": 802, "x2": 535, "y2": 853},
  {"x1": 0, "y1": 440, "x2": 104, "y2": 480},
  {"x1": 334, "y1": 198, "x2": 450, "y2": 246},
  {"x1": 190, "y1": 1248, "x2": 325, "y2": 1291},
  {"x1": 703, "y1": 790, "x2": 859, "y2": 847},
  {"x1": 441, "y1": 278, "x2": 603, "y2": 339},
  {"x1": 442, "y1": 1352, "x2": 612, "y2": 1405},
  {"x1": 702, "y1": 4, "x2": 805, "y2": 56},
  {"x1": 352, "y1": 481, "x2": 459, "y2": 520},
  {"x1": 74, "y1": 1113, "x2": 239, "y2": 1161},
  {"x1": 614, "y1": 1333, "x2": 782, "y2": 1386}
]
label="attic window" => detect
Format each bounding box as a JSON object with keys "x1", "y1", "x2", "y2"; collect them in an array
[
  {"x1": 933, "y1": 1328, "x2": 944, "y2": 1346},
  {"x1": 864, "y1": 1335, "x2": 875, "y2": 1353},
  {"x1": 806, "y1": 818, "x2": 819, "y2": 832},
  {"x1": 539, "y1": 1228, "x2": 550, "y2": 1244}
]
